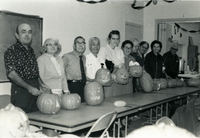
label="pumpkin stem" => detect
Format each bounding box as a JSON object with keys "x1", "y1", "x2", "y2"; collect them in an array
[{"x1": 101, "y1": 63, "x2": 104, "y2": 68}]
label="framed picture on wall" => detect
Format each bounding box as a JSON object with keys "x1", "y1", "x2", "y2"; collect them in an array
[{"x1": 0, "y1": 10, "x2": 43, "y2": 82}]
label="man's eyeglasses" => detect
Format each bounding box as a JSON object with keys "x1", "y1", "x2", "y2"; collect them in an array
[
  {"x1": 46, "y1": 43, "x2": 58, "y2": 47},
  {"x1": 141, "y1": 45, "x2": 148, "y2": 50},
  {"x1": 76, "y1": 42, "x2": 86, "y2": 45}
]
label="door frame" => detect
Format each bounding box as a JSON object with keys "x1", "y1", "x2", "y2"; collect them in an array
[
  {"x1": 125, "y1": 21, "x2": 143, "y2": 41},
  {"x1": 155, "y1": 17, "x2": 200, "y2": 40}
]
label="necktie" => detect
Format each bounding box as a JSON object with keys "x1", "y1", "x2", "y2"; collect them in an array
[{"x1": 79, "y1": 55, "x2": 86, "y2": 84}]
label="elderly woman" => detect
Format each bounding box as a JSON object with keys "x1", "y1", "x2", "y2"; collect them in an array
[
  {"x1": 144, "y1": 40, "x2": 163, "y2": 79},
  {"x1": 85, "y1": 37, "x2": 106, "y2": 81},
  {"x1": 121, "y1": 40, "x2": 141, "y2": 93},
  {"x1": 37, "y1": 38, "x2": 70, "y2": 96},
  {"x1": 121, "y1": 40, "x2": 136, "y2": 70}
]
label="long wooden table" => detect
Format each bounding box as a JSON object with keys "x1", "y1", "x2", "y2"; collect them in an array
[
  {"x1": 27, "y1": 87, "x2": 200, "y2": 137},
  {"x1": 28, "y1": 101, "x2": 140, "y2": 133},
  {"x1": 154, "y1": 87, "x2": 200, "y2": 98}
]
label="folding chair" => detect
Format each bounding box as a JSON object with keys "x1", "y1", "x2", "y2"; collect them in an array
[
  {"x1": 156, "y1": 116, "x2": 175, "y2": 126},
  {"x1": 85, "y1": 111, "x2": 117, "y2": 138}
]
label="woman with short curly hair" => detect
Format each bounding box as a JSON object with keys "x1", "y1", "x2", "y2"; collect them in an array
[{"x1": 37, "y1": 38, "x2": 70, "y2": 96}]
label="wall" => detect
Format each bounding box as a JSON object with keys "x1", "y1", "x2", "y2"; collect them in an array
[
  {"x1": 143, "y1": 1, "x2": 200, "y2": 71},
  {"x1": 143, "y1": 1, "x2": 200, "y2": 51},
  {"x1": 0, "y1": 0, "x2": 143, "y2": 95},
  {"x1": 173, "y1": 23, "x2": 200, "y2": 69}
]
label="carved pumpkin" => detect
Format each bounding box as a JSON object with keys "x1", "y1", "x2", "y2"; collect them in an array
[
  {"x1": 95, "y1": 63, "x2": 111, "y2": 86},
  {"x1": 167, "y1": 79, "x2": 176, "y2": 88},
  {"x1": 113, "y1": 68, "x2": 129, "y2": 84},
  {"x1": 0, "y1": 103, "x2": 30, "y2": 137},
  {"x1": 61, "y1": 93, "x2": 81, "y2": 110},
  {"x1": 185, "y1": 78, "x2": 200, "y2": 87},
  {"x1": 152, "y1": 79, "x2": 161, "y2": 91},
  {"x1": 37, "y1": 92, "x2": 61, "y2": 114},
  {"x1": 159, "y1": 78, "x2": 168, "y2": 89},
  {"x1": 139, "y1": 71, "x2": 153, "y2": 92},
  {"x1": 84, "y1": 82, "x2": 104, "y2": 106},
  {"x1": 129, "y1": 65, "x2": 143, "y2": 78},
  {"x1": 176, "y1": 79, "x2": 184, "y2": 87}
]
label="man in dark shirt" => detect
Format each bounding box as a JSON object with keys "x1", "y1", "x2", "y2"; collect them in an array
[
  {"x1": 163, "y1": 42, "x2": 179, "y2": 79},
  {"x1": 131, "y1": 41, "x2": 149, "y2": 67},
  {"x1": 4, "y1": 23, "x2": 49, "y2": 113},
  {"x1": 130, "y1": 41, "x2": 149, "y2": 92}
]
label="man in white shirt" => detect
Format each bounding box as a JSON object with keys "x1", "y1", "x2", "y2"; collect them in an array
[{"x1": 85, "y1": 37, "x2": 106, "y2": 80}]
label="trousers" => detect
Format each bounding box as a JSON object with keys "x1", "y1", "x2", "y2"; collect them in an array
[{"x1": 11, "y1": 79, "x2": 39, "y2": 113}]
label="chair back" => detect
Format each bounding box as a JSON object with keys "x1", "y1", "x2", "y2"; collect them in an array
[
  {"x1": 85, "y1": 111, "x2": 117, "y2": 138},
  {"x1": 156, "y1": 116, "x2": 175, "y2": 126}
]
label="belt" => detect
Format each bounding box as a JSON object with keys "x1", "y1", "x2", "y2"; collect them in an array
[{"x1": 67, "y1": 80, "x2": 82, "y2": 83}]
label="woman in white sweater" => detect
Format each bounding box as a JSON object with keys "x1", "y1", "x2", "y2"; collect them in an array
[{"x1": 37, "y1": 38, "x2": 70, "y2": 96}]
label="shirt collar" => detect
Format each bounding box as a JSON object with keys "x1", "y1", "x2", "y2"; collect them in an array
[
  {"x1": 106, "y1": 44, "x2": 117, "y2": 51},
  {"x1": 44, "y1": 53, "x2": 58, "y2": 58},
  {"x1": 73, "y1": 50, "x2": 85, "y2": 59},
  {"x1": 89, "y1": 52, "x2": 99, "y2": 58},
  {"x1": 16, "y1": 41, "x2": 32, "y2": 52}
]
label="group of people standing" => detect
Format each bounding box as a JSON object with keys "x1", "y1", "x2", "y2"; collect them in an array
[
  {"x1": 4, "y1": 23, "x2": 180, "y2": 113},
  {"x1": 144, "y1": 40, "x2": 180, "y2": 80}
]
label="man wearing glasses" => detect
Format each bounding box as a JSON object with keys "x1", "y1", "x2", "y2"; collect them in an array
[
  {"x1": 131, "y1": 41, "x2": 149, "y2": 67},
  {"x1": 130, "y1": 41, "x2": 149, "y2": 93},
  {"x1": 62, "y1": 36, "x2": 86, "y2": 102}
]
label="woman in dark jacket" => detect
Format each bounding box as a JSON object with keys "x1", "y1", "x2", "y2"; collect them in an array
[{"x1": 144, "y1": 40, "x2": 163, "y2": 79}]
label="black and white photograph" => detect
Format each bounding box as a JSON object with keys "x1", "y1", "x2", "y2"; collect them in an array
[{"x1": 0, "y1": 0, "x2": 200, "y2": 137}]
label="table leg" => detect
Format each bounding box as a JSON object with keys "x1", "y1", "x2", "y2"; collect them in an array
[
  {"x1": 118, "y1": 118, "x2": 120, "y2": 138},
  {"x1": 150, "y1": 108, "x2": 152, "y2": 123},
  {"x1": 125, "y1": 116, "x2": 128, "y2": 136},
  {"x1": 156, "y1": 106, "x2": 158, "y2": 120},
  {"x1": 166, "y1": 103, "x2": 168, "y2": 117},
  {"x1": 113, "y1": 122, "x2": 116, "y2": 137}
]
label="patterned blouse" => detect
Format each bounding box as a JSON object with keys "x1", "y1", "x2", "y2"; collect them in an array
[{"x1": 4, "y1": 41, "x2": 39, "y2": 80}]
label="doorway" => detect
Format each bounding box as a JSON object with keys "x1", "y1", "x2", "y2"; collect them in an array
[
  {"x1": 125, "y1": 22, "x2": 143, "y2": 42},
  {"x1": 155, "y1": 18, "x2": 200, "y2": 72}
]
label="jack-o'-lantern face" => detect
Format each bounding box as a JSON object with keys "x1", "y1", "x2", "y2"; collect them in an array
[
  {"x1": 95, "y1": 68, "x2": 111, "y2": 86},
  {"x1": 115, "y1": 69, "x2": 129, "y2": 84},
  {"x1": 84, "y1": 82, "x2": 104, "y2": 106},
  {"x1": 129, "y1": 65, "x2": 143, "y2": 78}
]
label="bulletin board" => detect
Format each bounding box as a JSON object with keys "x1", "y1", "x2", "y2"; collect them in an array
[{"x1": 0, "y1": 11, "x2": 43, "y2": 82}]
